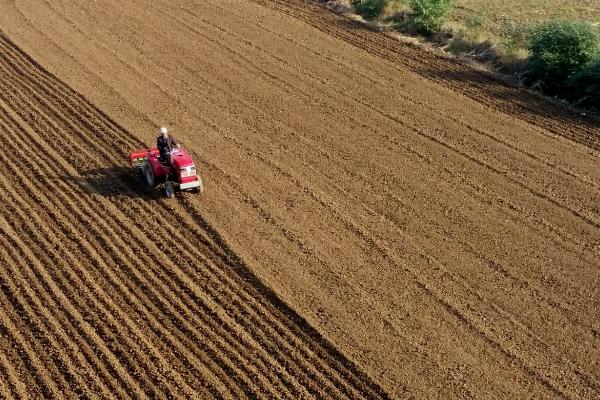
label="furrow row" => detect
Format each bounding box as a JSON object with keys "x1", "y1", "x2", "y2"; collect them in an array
[
  {"x1": 0, "y1": 112, "x2": 187, "y2": 399},
  {"x1": 0, "y1": 59, "x2": 332, "y2": 400},
  {"x1": 197, "y1": 0, "x2": 600, "y2": 194},
  {"x1": 0, "y1": 27, "x2": 384, "y2": 396},
  {"x1": 0, "y1": 95, "x2": 272, "y2": 399},
  {"x1": 0, "y1": 227, "x2": 122, "y2": 399},
  {"x1": 0, "y1": 30, "x2": 390, "y2": 393},
  {"x1": 143, "y1": 1, "x2": 600, "y2": 260},
  {"x1": 254, "y1": 0, "x2": 600, "y2": 148},
  {"x1": 130, "y1": 5, "x2": 600, "y2": 386}
]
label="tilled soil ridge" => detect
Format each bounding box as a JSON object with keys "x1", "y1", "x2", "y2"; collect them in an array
[
  {"x1": 0, "y1": 0, "x2": 599, "y2": 399},
  {"x1": 0, "y1": 32, "x2": 387, "y2": 399}
]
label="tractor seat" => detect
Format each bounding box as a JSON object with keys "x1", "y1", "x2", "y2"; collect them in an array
[{"x1": 158, "y1": 155, "x2": 170, "y2": 166}]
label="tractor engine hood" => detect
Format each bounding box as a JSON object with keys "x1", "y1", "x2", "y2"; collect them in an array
[{"x1": 170, "y1": 148, "x2": 195, "y2": 169}]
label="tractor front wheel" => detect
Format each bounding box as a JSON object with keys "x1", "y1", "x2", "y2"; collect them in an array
[{"x1": 195, "y1": 177, "x2": 204, "y2": 194}]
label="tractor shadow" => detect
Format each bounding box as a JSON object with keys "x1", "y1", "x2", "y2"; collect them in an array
[{"x1": 64, "y1": 166, "x2": 162, "y2": 201}]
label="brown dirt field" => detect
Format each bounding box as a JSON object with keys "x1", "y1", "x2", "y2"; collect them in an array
[{"x1": 0, "y1": 0, "x2": 599, "y2": 398}]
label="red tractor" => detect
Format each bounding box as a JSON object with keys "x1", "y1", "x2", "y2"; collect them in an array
[{"x1": 129, "y1": 146, "x2": 203, "y2": 198}]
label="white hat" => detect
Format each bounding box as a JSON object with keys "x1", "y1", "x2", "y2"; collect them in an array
[{"x1": 160, "y1": 127, "x2": 168, "y2": 135}]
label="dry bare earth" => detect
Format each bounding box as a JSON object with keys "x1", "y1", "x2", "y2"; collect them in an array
[
  {"x1": 0, "y1": 0, "x2": 599, "y2": 399},
  {"x1": 0, "y1": 27, "x2": 386, "y2": 400}
]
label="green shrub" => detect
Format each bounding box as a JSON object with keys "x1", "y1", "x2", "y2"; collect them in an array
[
  {"x1": 351, "y1": 0, "x2": 389, "y2": 20},
  {"x1": 529, "y1": 19, "x2": 600, "y2": 93},
  {"x1": 568, "y1": 58, "x2": 600, "y2": 109},
  {"x1": 408, "y1": 0, "x2": 452, "y2": 35}
]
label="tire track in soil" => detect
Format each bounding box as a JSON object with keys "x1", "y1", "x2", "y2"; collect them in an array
[
  {"x1": 171, "y1": 0, "x2": 600, "y2": 280},
  {"x1": 0, "y1": 31, "x2": 389, "y2": 399},
  {"x1": 186, "y1": 0, "x2": 600, "y2": 196},
  {"x1": 179, "y1": 3, "x2": 600, "y2": 392},
  {"x1": 201, "y1": 0, "x2": 598, "y2": 193}
]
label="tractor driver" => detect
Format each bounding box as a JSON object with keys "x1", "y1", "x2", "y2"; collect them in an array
[{"x1": 156, "y1": 127, "x2": 179, "y2": 165}]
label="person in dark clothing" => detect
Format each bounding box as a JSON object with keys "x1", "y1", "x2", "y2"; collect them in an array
[{"x1": 156, "y1": 127, "x2": 179, "y2": 165}]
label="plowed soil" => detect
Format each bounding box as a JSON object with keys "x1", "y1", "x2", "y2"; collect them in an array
[{"x1": 0, "y1": 0, "x2": 599, "y2": 399}]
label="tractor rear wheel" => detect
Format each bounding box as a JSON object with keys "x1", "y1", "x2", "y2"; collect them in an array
[{"x1": 144, "y1": 164, "x2": 156, "y2": 188}]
